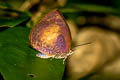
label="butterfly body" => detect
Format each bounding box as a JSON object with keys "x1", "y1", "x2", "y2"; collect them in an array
[{"x1": 29, "y1": 9, "x2": 72, "y2": 59}]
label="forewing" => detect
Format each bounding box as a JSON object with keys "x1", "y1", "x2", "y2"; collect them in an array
[{"x1": 29, "y1": 9, "x2": 72, "y2": 56}]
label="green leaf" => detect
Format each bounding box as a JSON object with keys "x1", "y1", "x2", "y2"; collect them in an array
[
  {"x1": 1, "y1": 0, "x2": 25, "y2": 10},
  {"x1": 0, "y1": 9, "x2": 29, "y2": 27},
  {"x1": 60, "y1": 4, "x2": 120, "y2": 14},
  {"x1": 0, "y1": 27, "x2": 65, "y2": 80},
  {"x1": 0, "y1": 2, "x2": 12, "y2": 9}
]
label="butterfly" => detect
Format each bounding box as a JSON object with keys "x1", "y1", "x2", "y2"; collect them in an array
[{"x1": 29, "y1": 9, "x2": 73, "y2": 61}]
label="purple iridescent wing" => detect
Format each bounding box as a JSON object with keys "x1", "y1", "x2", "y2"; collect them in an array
[{"x1": 29, "y1": 9, "x2": 72, "y2": 58}]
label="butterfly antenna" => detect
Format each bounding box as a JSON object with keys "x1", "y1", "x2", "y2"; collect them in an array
[{"x1": 72, "y1": 42, "x2": 92, "y2": 51}]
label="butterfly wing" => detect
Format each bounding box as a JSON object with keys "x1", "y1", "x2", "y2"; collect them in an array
[{"x1": 29, "y1": 9, "x2": 72, "y2": 58}]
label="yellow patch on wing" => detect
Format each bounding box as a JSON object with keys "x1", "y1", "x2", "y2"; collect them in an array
[{"x1": 40, "y1": 24, "x2": 60, "y2": 46}]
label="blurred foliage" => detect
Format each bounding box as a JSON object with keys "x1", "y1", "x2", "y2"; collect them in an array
[
  {"x1": 0, "y1": 9, "x2": 29, "y2": 27},
  {"x1": 61, "y1": 4, "x2": 120, "y2": 14},
  {"x1": 0, "y1": 2, "x2": 30, "y2": 27},
  {"x1": 0, "y1": 0, "x2": 120, "y2": 80},
  {"x1": 1, "y1": 0, "x2": 25, "y2": 10}
]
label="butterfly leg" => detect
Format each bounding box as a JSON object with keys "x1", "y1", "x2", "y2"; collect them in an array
[{"x1": 62, "y1": 56, "x2": 67, "y2": 64}]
